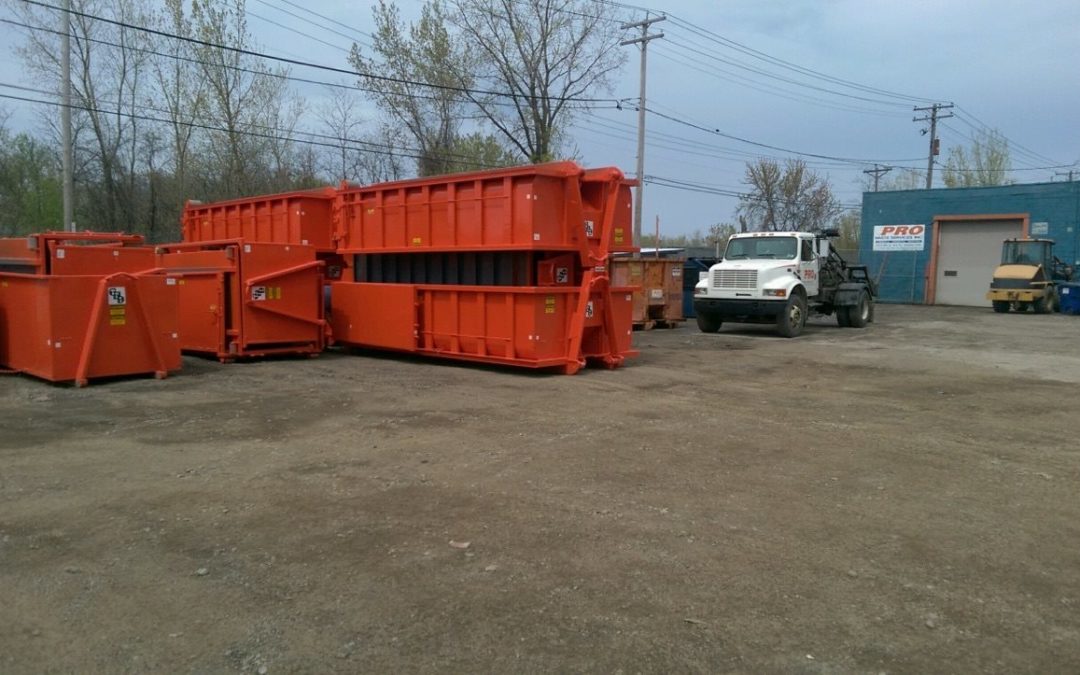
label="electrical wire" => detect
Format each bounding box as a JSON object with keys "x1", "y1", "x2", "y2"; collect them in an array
[{"x1": 17, "y1": 0, "x2": 622, "y2": 105}]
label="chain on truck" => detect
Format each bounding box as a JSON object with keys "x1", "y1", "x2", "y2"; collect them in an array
[{"x1": 692, "y1": 229, "x2": 877, "y2": 338}]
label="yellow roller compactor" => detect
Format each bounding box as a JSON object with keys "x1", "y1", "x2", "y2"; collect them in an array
[{"x1": 987, "y1": 238, "x2": 1073, "y2": 313}]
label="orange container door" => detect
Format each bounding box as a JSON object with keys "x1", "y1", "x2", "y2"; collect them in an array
[
  {"x1": 329, "y1": 282, "x2": 417, "y2": 350},
  {"x1": 237, "y1": 244, "x2": 324, "y2": 350},
  {"x1": 173, "y1": 273, "x2": 228, "y2": 355}
]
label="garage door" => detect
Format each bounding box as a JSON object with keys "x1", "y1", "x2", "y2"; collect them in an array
[{"x1": 936, "y1": 220, "x2": 1022, "y2": 306}]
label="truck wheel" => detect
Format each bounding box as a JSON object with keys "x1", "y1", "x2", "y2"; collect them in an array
[
  {"x1": 696, "y1": 313, "x2": 722, "y2": 333},
  {"x1": 776, "y1": 292, "x2": 807, "y2": 338},
  {"x1": 1015, "y1": 302, "x2": 1030, "y2": 313},
  {"x1": 836, "y1": 305, "x2": 851, "y2": 327},
  {"x1": 847, "y1": 291, "x2": 872, "y2": 328},
  {"x1": 991, "y1": 301, "x2": 1010, "y2": 313}
]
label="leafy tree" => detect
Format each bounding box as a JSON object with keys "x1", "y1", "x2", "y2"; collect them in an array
[
  {"x1": 0, "y1": 125, "x2": 62, "y2": 236},
  {"x1": 736, "y1": 158, "x2": 841, "y2": 232},
  {"x1": 446, "y1": 0, "x2": 626, "y2": 163},
  {"x1": 942, "y1": 128, "x2": 1012, "y2": 188},
  {"x1": 833, "y1": 210, "x2": 860, "y2": 251}
]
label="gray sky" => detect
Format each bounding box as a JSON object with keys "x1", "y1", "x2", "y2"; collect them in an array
[{"x1": 2, "y1": 0, "x2": 1078, "y2": 236}]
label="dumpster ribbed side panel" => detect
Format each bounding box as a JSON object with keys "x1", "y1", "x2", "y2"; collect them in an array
[
  {"x1": 182, "y1": 191, "x2": 336, "y2": 251},
  {"x1": 336, "y1": 163, "x2": 584, "y2": 253}
]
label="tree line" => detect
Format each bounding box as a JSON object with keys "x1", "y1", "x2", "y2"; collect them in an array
[{"x1": 0, "y1": 0, "x2": 625, "y2": 239}]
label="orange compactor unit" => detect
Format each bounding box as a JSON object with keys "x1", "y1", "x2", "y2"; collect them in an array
[
  {"x1": 0, "y1": 232, "x2": 181, "y2": 386},
  {"x1": 155, "y1": 240, "x2": 326, "y2": 361}
]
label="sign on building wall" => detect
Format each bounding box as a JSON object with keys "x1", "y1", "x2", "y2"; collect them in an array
[
  {"x1": 873, "y1": 224, "x2": 925, "y2": 251},
  {"x1": 1031, "y1": 221, "x2": 1049, "y2": 236}
]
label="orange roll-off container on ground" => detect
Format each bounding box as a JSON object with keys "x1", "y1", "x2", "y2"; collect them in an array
[
  {"x1": 155, "y1": 240, "x2": 326, "y2": 361},
  {"x1": 330, "y1": 162, "x2": 639, "y2": 374},
  {"x1": 0, "y1": 232, "x2": 181, "y2": 386},
  {"x1": 181, "y1": 188, "x2": 348, "y2": 281}
]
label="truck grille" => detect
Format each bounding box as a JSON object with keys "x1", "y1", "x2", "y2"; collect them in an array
[{"x1": 712, "y1": 269, "x2": 757, "y2": 289}]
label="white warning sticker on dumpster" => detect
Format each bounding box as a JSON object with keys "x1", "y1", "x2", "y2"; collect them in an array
[
  {"x1": 556, "y1": 267, "x2": 569, "y2": 284},
  {"x1": 585, "y1": 301, "x2": 595, "y2": 318},
  {"x1": 873, "y1": 225, "x2": 925, "y2": 251},
  {"x1": 251, "y1": 285, "x2": 267, "y2": 301},
  {"x1": 107, "y1": 286, "x2": 127, "y2": 305}
]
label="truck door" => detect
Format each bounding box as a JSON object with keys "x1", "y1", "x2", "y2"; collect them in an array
[{"x1": 799, "y1": 239, "x2": 820, "y2": 296}]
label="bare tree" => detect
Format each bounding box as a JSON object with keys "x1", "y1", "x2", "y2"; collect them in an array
[
  {"x1": 151, "y1": 0, "x2": 205, "y2": 218},
  {"x1": 190, "y1": 0, "x2": 294, "y2": 197},
  {"x1": 736, "y1": 158, "x2": 841, "y2": 232},
  {"x1": 316, "y1": 86, "x2": 367, "y2": 183},
  {"x1": 446, "y1": 0, "x2": 626, "y2": 162},
  {"x1": 13, "y1": 0, "x2": 154, "y2": 231},
  {"x1": 350, "y1": 1, "x2": 483, "y2": 176},
  {"x1": 942, "y1": 128, "x2": 1012, "y2": 187}
]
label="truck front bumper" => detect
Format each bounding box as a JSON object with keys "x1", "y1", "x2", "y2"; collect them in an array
[{"x1": 694, "y1": 297, "x2": 784, "y2": 319}]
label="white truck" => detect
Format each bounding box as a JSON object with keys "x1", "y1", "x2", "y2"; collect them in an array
[{"x1": 693, "y1": 229, "x2": 876, "y2": 338}]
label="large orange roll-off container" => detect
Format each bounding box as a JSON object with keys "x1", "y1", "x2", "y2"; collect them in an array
[
  {"x1": 157, "y1": 240, "x2": 326, "y2": 361},
  {"x1": 334, "y1": 161, "x2": 636, "y2": 255},
  {"x1": 0, "y1": 271, "x2": 181, "y2": 386},
  {"x1": 330, "y1": 281, "x2": 635, "y2": 374},
  {"x1": 182, "y1": 189, "x2": 337, "y2": 250}
]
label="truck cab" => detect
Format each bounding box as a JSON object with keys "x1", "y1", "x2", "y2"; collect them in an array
[{"x1": 693, "y1": 230, "x2": 874, "y2": 337}]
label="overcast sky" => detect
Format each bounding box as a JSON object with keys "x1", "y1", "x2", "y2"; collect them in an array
[{"x1": 2, "y1": 0, "x2": 1078, "y2": 237}]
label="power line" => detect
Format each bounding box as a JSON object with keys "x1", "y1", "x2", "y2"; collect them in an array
[
  {"x1": 17, "y1": 0, "x2": 622, "y2": 105},
  {"x1": 643, "y1": 106, "x2": 925, "y2": 165},
  {"x1": 662, "y1": 14, "x2": 939, "y2": 105},
  {"x1": 0, "y1": 17, "x2": 617, "y2": 112},
  {"x1": 662, "y1": 36, "x2": 913, "y2": 108},
  {"x1": 0, "y1": 88, "x2": 512, "y2": 169},
  {"x1": 650, "y1": 46, "x2": 910, "y2": 119}
]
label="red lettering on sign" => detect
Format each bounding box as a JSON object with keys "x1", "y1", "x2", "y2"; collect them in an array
[
  {"x1": 881, "y1": 226, "x2": 896, "y2": 235},
  {"x1": 909, "y1": 225, "x2": 924, "y2": 235}
]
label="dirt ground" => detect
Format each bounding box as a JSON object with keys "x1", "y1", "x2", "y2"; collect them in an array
[{"x1": 2, "y1": 304, "x2": 1079, "y2": 673}]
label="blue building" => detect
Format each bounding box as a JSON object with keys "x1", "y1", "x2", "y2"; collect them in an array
[{"x1": 859, "y1": 181, "x2": 1080, "y2": 305}]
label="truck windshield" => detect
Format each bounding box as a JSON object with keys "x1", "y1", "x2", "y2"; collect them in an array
[
  {"x1": 1001, "y1": 240, "x2": 1050, "y2": 266},
  {"x1": 724, "y1": 236, "x2": 798, "y2": 260}
]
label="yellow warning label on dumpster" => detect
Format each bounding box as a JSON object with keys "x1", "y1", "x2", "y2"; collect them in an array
[
  {"x1": 411, "y1": 237, "x2": 423, "y2": 246},
  {"x1": 614, "y1": 228, "x2": 624, "y2": 244},
  {"x1": 109, "y1": 307, "x2": 126, "y2": 316},
  {"x1": 110, "y1": 317, "x2": 126, "y2": 326},
  {"x1": 544, "y1": 295, "x2": 556, "y2": 314}
]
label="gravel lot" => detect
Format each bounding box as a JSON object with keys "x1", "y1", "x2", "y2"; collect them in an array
[{"x1": 2, "y1": 304, "x2": 1079, "y2": 673}]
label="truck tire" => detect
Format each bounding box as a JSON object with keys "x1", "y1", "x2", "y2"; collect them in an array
[
  {"x1": 847, "y1": 290, "x2": 873, "y2": 328},
  {"x1": 696, "y1": 313, "x2": 722, "y2": 333},
  {"x1": 1015, "y1": 302, "x2": 1030, "y2": 312},
  {"x1": 992, "y1": 301, "x2": 1010, "y2": 313},
  {"x1": 776, "y1": 291, "x2": 807, "y2": 338},
  {"x1": 836, "y1": 305, "x2": 851, "y2": 327}
]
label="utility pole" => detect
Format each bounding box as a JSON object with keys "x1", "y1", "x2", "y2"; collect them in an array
[
  {"x1": 61, "y1": 0, "x2": 74, "y2": 232},
  {"x1": 863, "y1": 164, "x2": 892, "y2": 192},
  {"x1": 913, "y1": 103, "x2": 953, "y2": 190},
  {"x1": 620, "y1": 14, "x2": 664, "y2": 248},
  {"x1": 1054, "y1": 170, "x2": 1076, "y2": 182}
]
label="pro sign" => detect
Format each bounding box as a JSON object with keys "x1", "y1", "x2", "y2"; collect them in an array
[{"x1": 873, "y1": 224, "x2": 926, "y2": 251}]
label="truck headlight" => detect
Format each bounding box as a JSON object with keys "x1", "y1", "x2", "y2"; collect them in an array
[
  {"x1": 762, "y1": 288, "x2": 787, "y2": 297},
  {"x1": 694, "y1": 286, "x2": 707, "y2": 296}
]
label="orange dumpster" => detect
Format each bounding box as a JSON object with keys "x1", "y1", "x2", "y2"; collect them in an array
[{"x1": 156, "y1": 240, "x2": 326, "y2": 361}]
